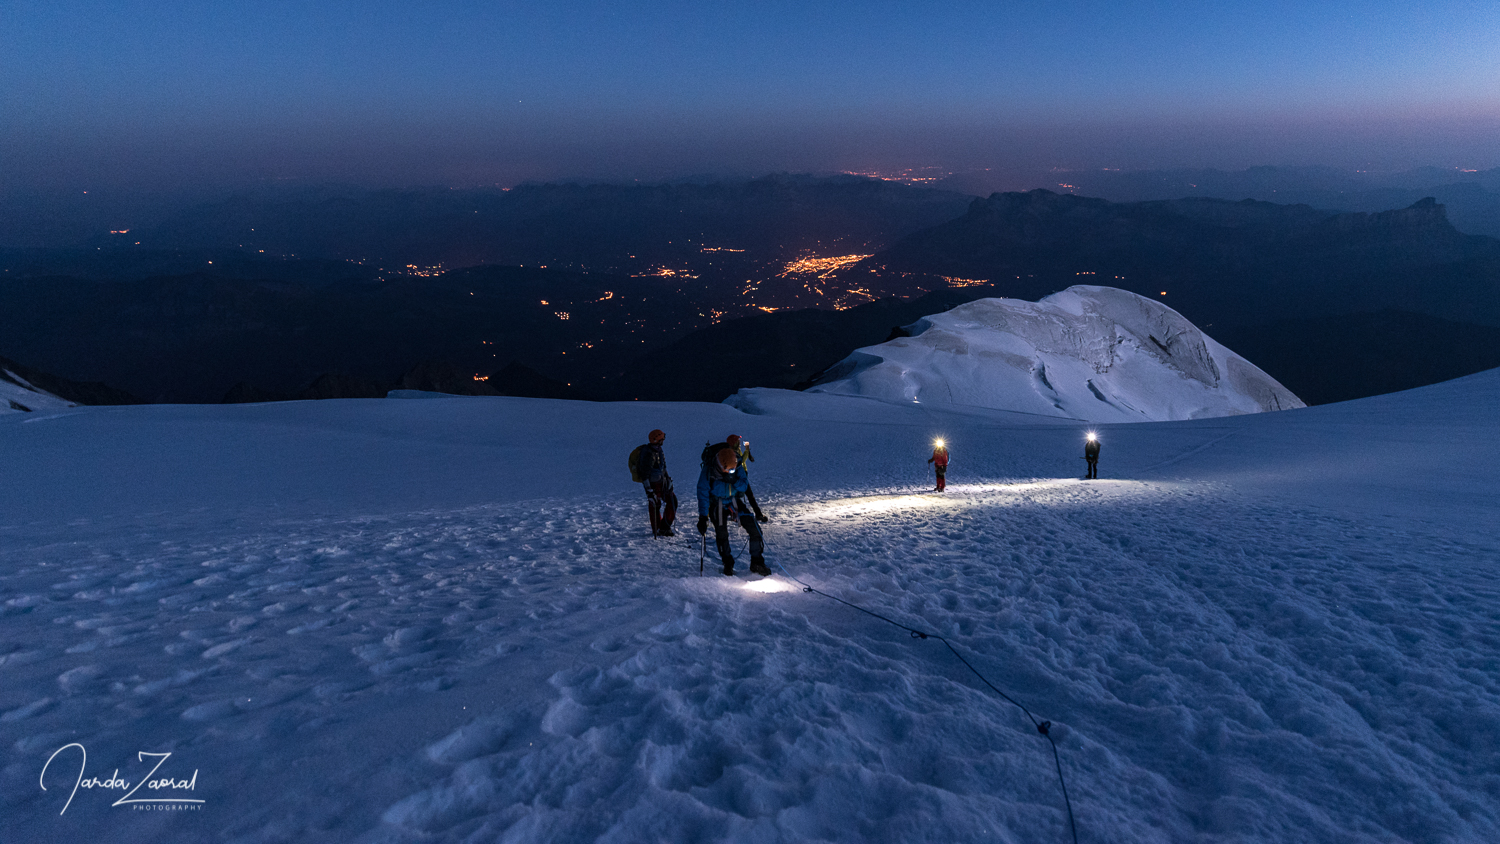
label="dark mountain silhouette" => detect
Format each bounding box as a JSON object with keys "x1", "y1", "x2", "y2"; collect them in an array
[
  {"x1": 847, "y1": 190, "x2": 1500, "y2": 330},
  {"x1": 0, "y1": 354, "x2": 142, "y2": 406},
  {"x1": 486, "y1": 361, "x2": 574, "y2": 400},
  {"x1": 138, "y1": 175, "x2": 972, "y2": 267},
  {"x1": 8, "y1": 186, "x2": 1500, "y2": 408},
  {"x1": 610, "y1": 192, "x2": 1500, "y2": 405},
  {"x1": 395, "y1": 361, "x2": 502, "y2": 397},
  {"x1": 1212, "y1": 311, "x2": 1500, "y2": 405},
  {"x1": 296, "y1": 372, "x2": 391, "y2": 401},
  {"x1": 0, "y1": 246, "x2": 378, "y2": 285},
  {"x1": 1034, "y1": 165, "x2": 1500, "y2": 239},
  {"x1": 932, "y1": 165, "x2": 1500, "y2": 239},
  {"x1": 0, "y1": 265, "x2": 701, "y2": 403},
  {"x1": 222, "y1": 382, "x2": 289, "y2": 404},
  {"x1": 128, "y1": 175, "x2": 975, "y2": 312}
]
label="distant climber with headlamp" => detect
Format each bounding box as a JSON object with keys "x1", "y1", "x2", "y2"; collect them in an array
[
  {"x1": 1084, "y1": 432, "x2": 1101, "y2": 479},
  {"x1": 928, "y1": 439, "x2": 949, "y2": 491}
]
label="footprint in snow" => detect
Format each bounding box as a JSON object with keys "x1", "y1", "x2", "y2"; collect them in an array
[
  {"x1": 56, "y1": 665, "x2": 105, "y2": 694},
  {"x1": 1, "y1": 697, "x2": 56, "y2": 721},
  {"x1": 180, "y1": 698, "x2": 238, "y2": 722}
]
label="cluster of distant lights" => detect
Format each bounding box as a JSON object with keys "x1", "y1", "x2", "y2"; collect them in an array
[
  {"x1": 637, "y1": 267, "x2": 697, "y2": 279},
  {"x1": 940, "y1": 275, "x2": 987, "y2": 288},
  {"x1": 841, "y1": 167, "x2": 951, "y2": 185},
  {"x1": 778, "y1": 253, "x2": 872, "y2": 279}
]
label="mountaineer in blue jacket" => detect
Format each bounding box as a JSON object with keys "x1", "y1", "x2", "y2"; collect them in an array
[{"x1": 696, "y1": 441, "x2": 769, "y2": 577}]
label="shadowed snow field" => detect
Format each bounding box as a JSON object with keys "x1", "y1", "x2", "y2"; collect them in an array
[{"x1": 2, "y1": 374, "x2": 1498, "y2": 843}]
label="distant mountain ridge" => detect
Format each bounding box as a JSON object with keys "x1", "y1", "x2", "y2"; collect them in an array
[
  {"x1": 6, "y1": 185, "x2": 1500, "y2": 408},
  {"x1": 0, "y1": 265, "x2": 701, "y2": 402},
  {"x1": 1010, "y1": 164, "x2": 1500, "y2": 239},
  {"x1": 0, "y1": 354, "x2": 141, "y2": 412},
  {"x1": 925, "y1": 164, "x2": 1500, "y2": 240},
  {"x1": 850, "y1": 190, "x2": 1500, "y2": 330},
  {"x1": 623, "y1": 191, "x2": 1500, "y2": 406},
  {"x1": 121, "y1": 175, "x2": 975, "y2": 312}
]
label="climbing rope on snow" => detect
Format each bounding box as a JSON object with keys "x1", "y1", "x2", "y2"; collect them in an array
[{"x1": 769, "y1": 557, "x2": 1081, "y2": 844}]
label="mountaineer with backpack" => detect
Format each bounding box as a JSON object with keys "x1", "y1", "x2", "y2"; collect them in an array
[
  {"x1": 629, "y1": 429, "x2": 677, "y2": 536},
  {"x1": 725, "y1": 434, "x2": 769, "y2": 523},
  {"x1": 696, "y1": 440, "x2": 769, "y2": 577}
]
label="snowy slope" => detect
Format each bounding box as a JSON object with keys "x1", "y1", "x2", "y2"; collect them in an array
[
  {"x1": 809, "y1": 286, "x2": 1305, "y2": 422},
  {"x1": 0, "y1": 366, "x2": 74, "y2": 414},
  {"x1": 1, "y1": 372, "x2": 1497, "y2": 843}
]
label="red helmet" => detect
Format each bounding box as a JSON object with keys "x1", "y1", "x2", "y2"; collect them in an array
[
  {"x1": 716, "y1": 447, "x2": 739, "y2": 473},
  {"x1": 726, "y1": 434, "x2": 742, "y2": 448},
  {"x1": 648, "y1": 429, "x2": 665, "y2": 444}
]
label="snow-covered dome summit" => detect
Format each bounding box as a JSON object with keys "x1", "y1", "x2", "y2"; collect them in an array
[{"x1": 807, "y1": 285, "x2": 1304, "y2": 421}]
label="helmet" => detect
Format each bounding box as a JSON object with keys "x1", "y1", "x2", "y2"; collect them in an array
[
  {"x1": 726, "y1": 434, "x2": 742, "y2": 448},
  {"x1": 716, "y1": 447, "x2": 739, "y2": 474},
  {"x1": 648, "y1": 429, "x2": 665, "y2": 444}
]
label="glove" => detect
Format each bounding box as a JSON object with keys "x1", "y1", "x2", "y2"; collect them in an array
[
  {"x1": 697, "y1": 515, "x2": 708, "y2": 535},
  {"x1": 755, "y1": 511, "x2": 769, "y2": 523}
]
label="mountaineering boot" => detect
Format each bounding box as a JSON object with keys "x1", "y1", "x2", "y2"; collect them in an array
[
  {"x1": 750, "y1": 557, "x2": 771, "y2": 576},
  {"x1": 657, "y1": 526, "x2": 675, "y2": 537},
  {"x1": 722, "y1": 557, "x2": 735, "y2": 576}
]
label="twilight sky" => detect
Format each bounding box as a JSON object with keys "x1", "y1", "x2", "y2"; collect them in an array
[{"x1": 3, "y1": 0, "x2": 1498, "y2": 193}]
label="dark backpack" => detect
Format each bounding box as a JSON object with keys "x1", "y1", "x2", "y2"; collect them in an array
[
  {"x1": 628, "y1": 445, "x2": 647, "y2": 483},
  {"x1": 701, "y1": 441, "x2": 734, "y2": 483}
]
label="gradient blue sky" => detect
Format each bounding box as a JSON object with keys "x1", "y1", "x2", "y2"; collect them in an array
[{"x1": 3, "y1": 0, "x2": 1498, "y2": 192}]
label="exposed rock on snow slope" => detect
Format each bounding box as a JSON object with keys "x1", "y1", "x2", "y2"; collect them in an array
[
  {"x1": 0, "y1": 365, "x2": 73, "y2": 414},
  {"x1": 809, "y1": 285, "x2": 1305, "y2": 421}
]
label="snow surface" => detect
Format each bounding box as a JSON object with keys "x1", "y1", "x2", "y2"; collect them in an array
[
  {"x1": 0, "y1": 368, "x2": 73, "y2": 415},
  {"x1": 808, "y1": 286, "x2": 1305, "y2": 422},
  {"x1": 1, "y1": 371, "x2": 1497, "y2": 843}
]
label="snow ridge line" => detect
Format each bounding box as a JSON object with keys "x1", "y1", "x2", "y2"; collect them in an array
[{"x1": 768, "y1": 557, "x2": 1081, "y2": 844}]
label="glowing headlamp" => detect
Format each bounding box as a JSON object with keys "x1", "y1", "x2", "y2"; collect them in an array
[
  {"x1": 934, "y1": 439, "x2": 945, "y2": 448},
  {"x1": 1086, "y1": 432, "x2": 1097, "y2": 442}
]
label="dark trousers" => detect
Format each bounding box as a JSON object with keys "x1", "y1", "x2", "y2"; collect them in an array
[
  {"x1": 646, "y1": 480, "x2": 677, "y2": 534},
  {"x1": 744, "y1": 484, "x2": 765, "y2": 519},
  {"x1": 934, "y1": 465, "x2": 946, "y2": 491},
  {"x1": 711, "y1": 499, "x2": 763, "y2": 565},
  {"x1": 1085, "y1": 458, "x2": 1098, "y2": 479}
]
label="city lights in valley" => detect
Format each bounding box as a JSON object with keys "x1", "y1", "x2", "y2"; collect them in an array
[{"x1": 779, "y1": 254, "x2": 873, "y2": 279}]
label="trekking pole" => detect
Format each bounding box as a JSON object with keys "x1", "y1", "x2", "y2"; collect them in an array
[{"x1": 700, "y1": 533, "x2": 706, "y2": 576}]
